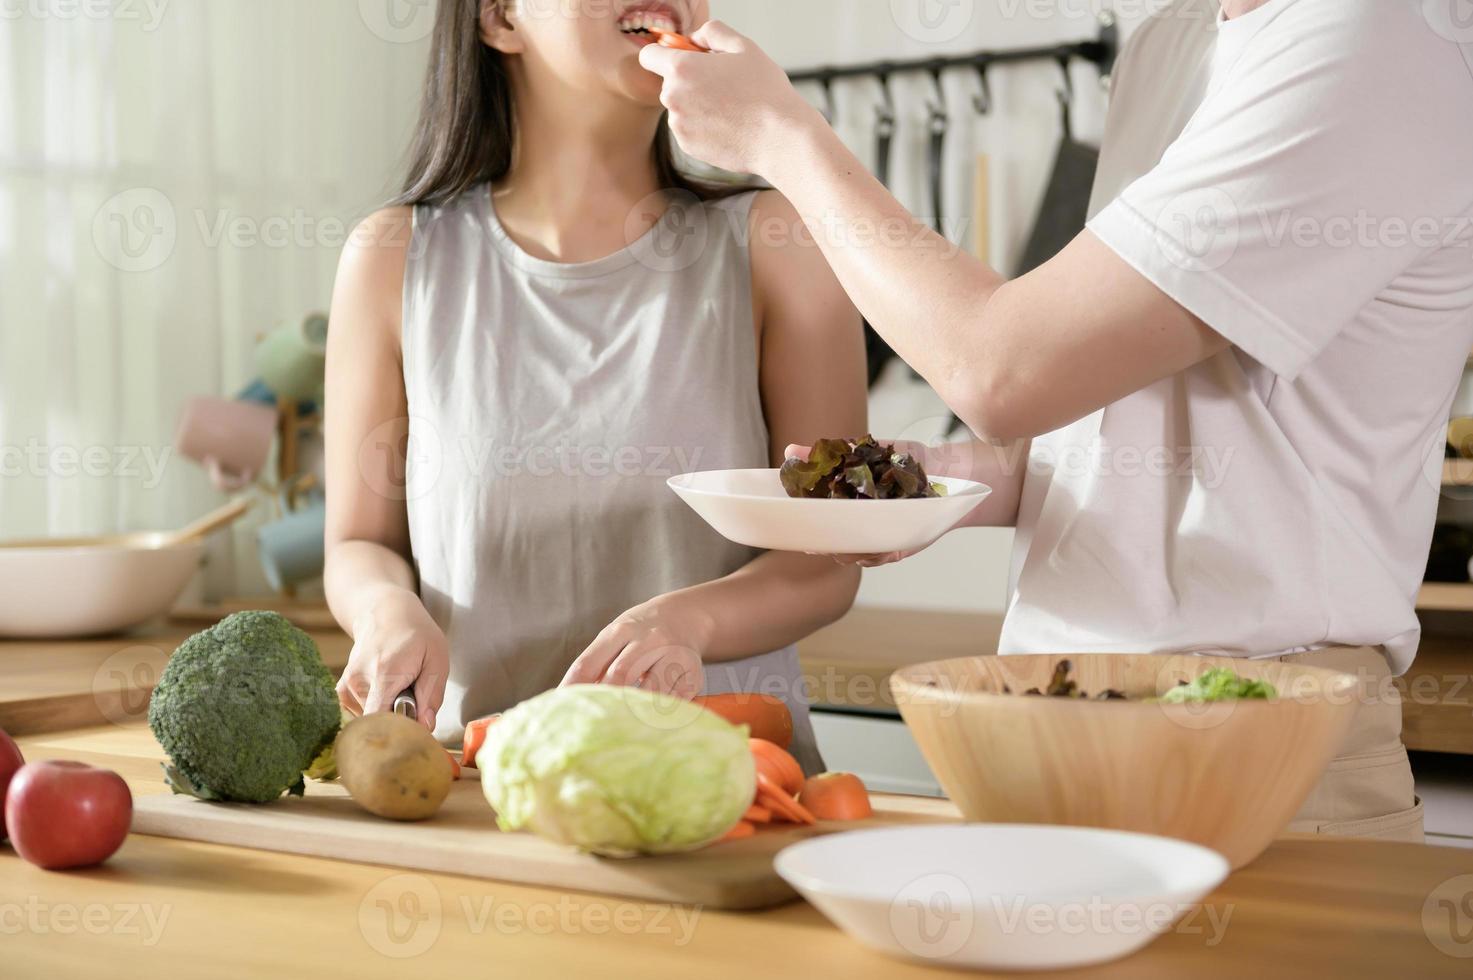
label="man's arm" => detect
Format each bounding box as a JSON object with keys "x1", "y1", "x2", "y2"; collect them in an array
[
  {"x1": 645, "y1": 25, "x2": 1226, "y2": 443},
  {"x1": 649, "y1": 12, "x2": 1473, "y2": 444},
  {"x1": 765, "y1": 125, "x2": 1228, "y2": 441}
]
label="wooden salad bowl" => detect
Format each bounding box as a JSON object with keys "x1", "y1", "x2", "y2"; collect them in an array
[{"x1": 891, "y1": 654, "x2": 1360, "y2": 869}]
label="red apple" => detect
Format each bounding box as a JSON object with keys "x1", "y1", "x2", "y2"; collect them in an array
[
  {"x1": 0, "y1": 729, "x2": 23, "y2": 839},
  {"x1": 5, "y1": 761, "x2": 132, "y2": 869}
]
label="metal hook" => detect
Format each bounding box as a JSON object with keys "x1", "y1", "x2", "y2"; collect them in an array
[
  {"x1": 818, "y1": 72, "x2": 837, "y2": 125},
  {"x1": 874, "y1": 69, "x2": 896, "y2": 136},
  {"x1": 926, "y1": 66, "x2": 949, "y2": 134},
  {"x1": 1056, "y1": 54, "x2": 1074, "y2": 106},
  {"x1": 972, "y1": 60, "x2": 993, "y2": 115}
]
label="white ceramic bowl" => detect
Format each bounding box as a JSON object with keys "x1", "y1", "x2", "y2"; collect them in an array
[
  {"x1": 0, "y1": 534, "x2": 205, "y2": 638},
  {"x1": 775, "y1": 825, "x2": 1230, "y2": 972},
  {"x1": 668, "y1": 469, "x2": 991, "y2": 554}
]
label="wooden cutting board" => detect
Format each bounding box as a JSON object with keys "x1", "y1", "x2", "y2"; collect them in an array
[{"x1": 132, "y1": 773, "x2": 954, "y2": 910}]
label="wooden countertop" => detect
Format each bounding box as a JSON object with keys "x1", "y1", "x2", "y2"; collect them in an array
[
  {"x1": 799, "y1": 608, "x2": 1004, "y2": 712},
  {"x1": 0, "y1": 606, "x2": 980, "y2": 736},
  {"x1": 1, "y1": 604, "x2": 1464, "y2": 756},
  {"x1": 4, "y1": 722, "x2": 1472, "y2": 978},
  {"x1": 0, "y1": 615, "x2": 352, "y2": 737}
]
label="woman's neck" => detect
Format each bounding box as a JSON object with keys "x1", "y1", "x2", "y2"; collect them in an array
[{"x1": 494, "y1": 83, "x2": 667, "y2": 264}]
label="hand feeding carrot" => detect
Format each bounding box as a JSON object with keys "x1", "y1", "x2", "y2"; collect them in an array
[
  {"x1": 798, "y1": 772, "x2": 872, "y2": 821},
  {"x1": 650, "y1": 29, "x2": 708, "y2": 52}
]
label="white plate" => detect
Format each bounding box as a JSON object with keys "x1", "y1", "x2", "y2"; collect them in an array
[
  {"x1": 0, "y1": 535, "x2": 205, "y2": 638},
  {"x1": 667, "y1": 469, "x2": 991, "y2": 554},
  {"x1": 775, "y1": 825, "x2": 1230, "y2": 972}
]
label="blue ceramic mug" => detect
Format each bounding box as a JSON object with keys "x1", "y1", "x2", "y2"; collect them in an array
[{"x1": 256, "y1": 483, "x2": 326, "y2": 592}]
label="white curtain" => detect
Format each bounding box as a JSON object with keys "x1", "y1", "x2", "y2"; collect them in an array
[{"x1": 0, "y1": 0, "x2": 429, "y2": 588}]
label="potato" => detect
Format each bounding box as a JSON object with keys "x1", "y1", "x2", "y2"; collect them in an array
[{"x1": 335, "y1": 713, "x2": 452, "y2": 821}]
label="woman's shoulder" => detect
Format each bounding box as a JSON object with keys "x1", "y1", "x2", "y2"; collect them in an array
[
  {"x1": 741, "y1": 189, "x2": 858, "y2": 344},
  {"x1": 331, "y1": 206, "x2": 417, "y2": 348},
  {"x1": 349, "y1": 206, "x2": 416, "y2": 253},
  {"x1": 699, "y1": 188, "x2": 801, "y2": 261},
  {"x1": 742, "y1": 190, "x2": 825, "y2": 288},
  {"x1": 339, "y1": 206, "x2": 416, "y2": 291}
]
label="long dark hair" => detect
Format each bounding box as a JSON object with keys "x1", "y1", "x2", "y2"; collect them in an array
[{"x1": 393, "y1": 0, "x2": 742, "y2": 207}]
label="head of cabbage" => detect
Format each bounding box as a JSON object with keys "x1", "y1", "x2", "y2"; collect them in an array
[{"x1": 480, "y1": 685, "x2": 756, "y2": 857}]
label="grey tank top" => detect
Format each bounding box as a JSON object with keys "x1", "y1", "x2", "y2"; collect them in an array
[{"x1": 402, "y1": 184, "x2": 822, "y2": 773}]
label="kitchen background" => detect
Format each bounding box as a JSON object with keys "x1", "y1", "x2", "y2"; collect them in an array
[
  {"x1": 2, "y1": 1, "x2": 1469, "y2": 842},
  {"x1": 1, "y1": 0, "x2": 1134, "y2": 605}
]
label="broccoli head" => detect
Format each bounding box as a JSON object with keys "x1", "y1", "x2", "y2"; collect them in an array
[{"x1": 148, "y1": 610, "x2": 341, "y2": 803}]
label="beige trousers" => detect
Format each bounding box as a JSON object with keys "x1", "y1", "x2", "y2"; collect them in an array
[{"x1": 1278, "y1": 647, "x2": 1424, "y2": 843}]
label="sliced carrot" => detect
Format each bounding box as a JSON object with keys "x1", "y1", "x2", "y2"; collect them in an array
[
  {"x1": 719, "y1": 820, "x2": 756, "y2": 843},
  {"x1": 798, "y1": 772, "x2": 872, "y2": 821},
  {"x1": 460, "y1": 714, "x2": 501, "y2": 769},
  {"x1": 756, "y1": 772, "x2": 816, "y2": 825},
  {"x1": 446, "y1": 750, "x2": 463, "y2": 781},
  {"x1": 695, "y1": 694, "x2": 793, "y2": 749},
  {"x1": 749, "y1": 738, "x2": 804, "y2": 796},
  {"x1": 743, "y1": 804, "x2": 773, "y2": 824}
]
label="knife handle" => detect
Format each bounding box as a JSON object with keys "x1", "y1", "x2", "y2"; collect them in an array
[{"x1": 392, "y1": 690, "x2": 417, "y2": 721}]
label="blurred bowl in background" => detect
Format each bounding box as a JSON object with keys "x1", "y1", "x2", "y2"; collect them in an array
[{"x1": 0, "y1": 534, "x2": 205, "y2": 638}]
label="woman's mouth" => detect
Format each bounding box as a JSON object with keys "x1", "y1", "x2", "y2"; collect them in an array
[{"x1": 618, "y1": 5, "x2": 682, "y2": 45}]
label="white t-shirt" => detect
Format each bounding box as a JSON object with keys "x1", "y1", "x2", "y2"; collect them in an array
[{"x1": 1001, "y1": 0, "x2": 1473, "y2": 673}]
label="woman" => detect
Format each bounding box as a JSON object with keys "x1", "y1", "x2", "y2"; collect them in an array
[
  {"x1": 640, "y1": 1, "x2": 1473, "y2": 839},
  {"x1": 322, "y1": 0, "x2": 865, "y2": 773}
]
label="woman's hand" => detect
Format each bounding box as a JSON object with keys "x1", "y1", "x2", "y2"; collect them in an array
[
  {"x1": 336, "y1": 586, "x2": 449, "y2": 731},
  {"x1": 560, "y1": 597, "x2": 712, "y2": 699},
  {"x1": 638, "y1": 21, "x2": 823, "y2": 178}
]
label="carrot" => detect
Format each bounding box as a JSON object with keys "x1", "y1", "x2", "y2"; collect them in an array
[
  {"x1": 719, "y1": 820, "x2": 756, "y2": 843},
  {"x1": 749, "y1": 738, "x2": 803, "y2": 796},
  {"x1": 743, "y1": 804, "x2": 772, "y2": 824},
  {"x1": 446, "y1": 750, "x2": 463, "y2": 781},
  {"x1": 755, "y1": 772, "x2": 816, "y2": 825},
  {"x1": 798, "y1": 772, "x2": 872, "y2": 821},
  {"x1": 651, "y1": 29, "x2": 709, "y2": 52},
  {"x1": 695, "y1": 694, "x2": 793, "y2": 749},
  {"x1": 460, "y1": 714, "x2": 501, "y2": 769}
]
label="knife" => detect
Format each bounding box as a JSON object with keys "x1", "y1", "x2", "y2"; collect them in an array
[{"x1": 392, "y1": 689, "x2": 417, "y2": 721}]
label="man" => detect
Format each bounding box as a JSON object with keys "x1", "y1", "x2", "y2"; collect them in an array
[{"x1": 642, "y1": 0, "x2": 1473, "y2": 839}]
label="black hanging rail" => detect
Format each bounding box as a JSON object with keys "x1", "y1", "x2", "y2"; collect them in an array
[{"x1": 787, "y1": 14, "x2": 1118, "y2": 89}]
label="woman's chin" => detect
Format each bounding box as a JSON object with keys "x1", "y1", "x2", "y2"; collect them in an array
[{"x1": 618, "y1": 62, "x2": 667, "y2": 107}]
